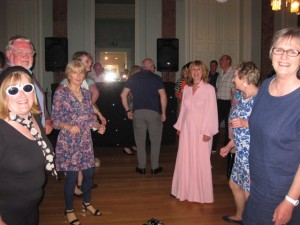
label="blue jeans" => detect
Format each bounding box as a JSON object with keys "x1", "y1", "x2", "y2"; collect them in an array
[{"x1": 64, "y1": 168, "x2": 94, "y2": 210}]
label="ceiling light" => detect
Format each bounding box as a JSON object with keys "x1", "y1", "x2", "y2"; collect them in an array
[{"x1": 271, "y1": 0, "x2": 300, "y2": 14}]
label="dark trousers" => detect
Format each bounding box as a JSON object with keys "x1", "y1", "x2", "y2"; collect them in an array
[
  {"x1": 133, "y1": 109, "x2": 163, "y2": 169},
  {"x1": 124, "y1": 120, "x2": 136, "y2": 148},
  {"x1": 212, "y1": 99, "x2": 231, "y2": 149},
  {"x1": 1, "y1": 200, "x2": 39, "y2": 225},
  {"x1": 64, "y1": 168, "x2": 94, "y2": 210}
]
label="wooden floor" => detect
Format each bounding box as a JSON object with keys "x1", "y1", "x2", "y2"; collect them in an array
[{"x1": 39, "y1": 131, "x2": 235, "y2": 225}]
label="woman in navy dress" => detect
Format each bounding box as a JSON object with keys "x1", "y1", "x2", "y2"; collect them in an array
[{"x1": 243, "y1": 27, "x2": 300, "y2": 225}]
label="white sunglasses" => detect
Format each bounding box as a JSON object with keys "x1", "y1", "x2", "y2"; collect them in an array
[{"x1": 6, "y1": 83, "x2": 34, "y2": 96}]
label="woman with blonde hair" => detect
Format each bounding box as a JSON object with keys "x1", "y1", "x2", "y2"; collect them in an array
[
  {"x1": 220, "y1": 61, "x2": 260, "y2": 224},
  {"x1": 52, "y1": 60, "x2": 106, "y2": 225},
  {"x1": 0, "y1": 66, "x2": 56, "y2": 225},
  {"x1": 171, "y1": 60, "x2": 218, "y2": 203},
  {"x1": 57, "y1": 51, "x2": 106, "y2": 195}
]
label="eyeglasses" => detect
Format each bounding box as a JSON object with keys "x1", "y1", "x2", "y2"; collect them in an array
[
  {"x1": 272, "y1": 48, "x2": 300, "y2": 57},
  {"x1": 11, "y1": 48, "x2": 35, "y2": 57},
  {"x1": 6, "y1": 83, "x2": 34, "y2": 96},
  {"x1": 83, "y1": 60, "x2": 93, "y2": 64}
]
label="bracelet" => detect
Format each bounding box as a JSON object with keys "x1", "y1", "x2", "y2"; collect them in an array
[
  {"x1": 285, "y1": 195, "x2": 299, "y2": 206},
  {"x1": 126, "y1": 109, "x2": 131, "y2": 113}
]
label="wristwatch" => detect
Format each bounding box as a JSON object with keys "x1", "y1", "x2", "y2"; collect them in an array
[{"x1": 285, "y1": 195, "x2": 299, "y2": 206}]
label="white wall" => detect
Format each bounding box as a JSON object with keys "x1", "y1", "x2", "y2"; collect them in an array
[
  {"x1": 176, "y1": 0, "x2": 187, "y2": 79},
  {"x1": 68, "y1": 0, "x2": 95, "y2": 60},
  {"x1": 251, "y1": 0, "x2": 261, "y2": 69},
  {"x1": 42, "y1": 0, "x2": 54, "y2": 108},
  {"x1": 135, "y1": 0, "x2": 162, "y2": 73},
  {"x1": 187, "y1": 0, "x2": 241, "y2": 69}
]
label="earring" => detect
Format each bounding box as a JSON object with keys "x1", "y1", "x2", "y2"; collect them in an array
[{"x1": 243, "y1": 83, "x2": 247, "y2": 87}]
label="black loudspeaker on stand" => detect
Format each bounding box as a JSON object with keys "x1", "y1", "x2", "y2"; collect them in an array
[
  {"x1": 157, "y1": 38, "x2": 179, "y2": 72},
  {"x1": 45, "y1": 37, "x2": 68, "y2": 72}
]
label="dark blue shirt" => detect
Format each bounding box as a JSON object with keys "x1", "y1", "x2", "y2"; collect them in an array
[
  {"x1": 209, "y1": 72, "x2": 219, "y2": 88},
  {"x1": 125, "y1": 70, "x2": 164, "y2": 114}
]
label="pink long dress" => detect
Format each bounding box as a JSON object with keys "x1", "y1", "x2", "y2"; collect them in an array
[{"x1": 171, "y1": 81, "x2": 218, "y2": 203}]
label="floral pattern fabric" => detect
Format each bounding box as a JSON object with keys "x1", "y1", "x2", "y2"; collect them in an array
[
  {"x1": 51, "y1": 87, "x2": 97, "y2": 171},
  {"x1": 228, "y1": 88, "x2": 242, "y2": 139},
  {"x1": 230, "y1": 95, "x2": 255, "y2": 192}
]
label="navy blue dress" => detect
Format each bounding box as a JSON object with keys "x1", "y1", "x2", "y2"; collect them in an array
[{"x1": 243, "y1": 77, "x2": 300, "y2": 225}]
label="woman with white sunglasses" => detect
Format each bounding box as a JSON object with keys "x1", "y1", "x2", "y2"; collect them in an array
[{"x1": 0, "y1": 66, "x2": 57, "y2": 225}]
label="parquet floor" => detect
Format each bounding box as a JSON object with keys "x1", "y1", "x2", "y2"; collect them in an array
[{"x1": 39, "y1": 130, "x2": 235, "y2": 225}]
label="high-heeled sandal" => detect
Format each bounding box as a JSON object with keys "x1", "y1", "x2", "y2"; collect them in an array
[
  {"x1": 64, "y1": 209, "x2": 81, "y2": 225},
  {"x1": 81, "y1": 202, "x2": 102, "y2": 216},
  {"x1": 74, "y1": 185, "x2": 83, "y2": 198}
]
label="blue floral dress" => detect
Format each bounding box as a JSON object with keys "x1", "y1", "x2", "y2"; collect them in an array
[
  {"x1": 51, "y1": 87, "x2": 97, "y2": 171},
  {"x1": 228, "y1": 88, "x2": 242, "y2": 139},
  {"x1": 230, "y1": 95, "x2": 255, "y2": 192}
]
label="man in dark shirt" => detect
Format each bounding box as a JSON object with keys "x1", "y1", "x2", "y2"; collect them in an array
[
  {"x1": 208, "y1": 60, "x2": 219, "y2": 89},
  {"x1": 120, "y1": 58, "x2": 167, "y2": 175}
]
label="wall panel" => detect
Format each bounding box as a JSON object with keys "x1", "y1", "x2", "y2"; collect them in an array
[{"x1": 188, "y1": 0, "x2": 240, "y2": 67}]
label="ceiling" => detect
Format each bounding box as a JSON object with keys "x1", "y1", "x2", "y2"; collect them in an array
[{"x1": 95, "y1": 0, "x2": 134, "y2": 4}]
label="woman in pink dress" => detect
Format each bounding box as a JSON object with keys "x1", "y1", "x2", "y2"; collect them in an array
[{"x1": 171, "y1": 60, "x2": 218, "y2": 203}]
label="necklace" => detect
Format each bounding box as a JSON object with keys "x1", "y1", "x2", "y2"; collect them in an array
[{"x1": 9, "y1": 112, "x2": 58, "y2": 179}]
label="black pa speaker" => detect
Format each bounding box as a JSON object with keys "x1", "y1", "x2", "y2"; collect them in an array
[
  {"x1": 45, "y1": 37, "x2": 68, "y2": 71},
  {"x1": 157, "y1": 38, "x2": 179, "y2": 72}
]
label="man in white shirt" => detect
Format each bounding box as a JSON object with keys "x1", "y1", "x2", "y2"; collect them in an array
[
  {"x1": 213, "y1": 54, "x2": 234, "y2": 150},
  {"x1": 89, "y1": 62, "x2": 106, "y2": 82}
]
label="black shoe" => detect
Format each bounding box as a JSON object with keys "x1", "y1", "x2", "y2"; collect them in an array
[
  {"x1": 74, "y1": 185, "x2": 83, "y2": 198},
  {"x1": 73, "y1": 193, "x2": 83, "y2": 198},
  {"x1": 135, "y1": 167, "x2": 146, "y2": 174},
  {"x1": 151, "y1": 167, "x2": 163, "y2": 175},
  {"x1": 123, "y1": 148, "x2": 135, "y2": 155},
  {"x1": 169, "y1": 194, "x2": 176, "y2": 198},
  {"x1": 222, "y1": 216, "x2": 243, "y2": 224}
]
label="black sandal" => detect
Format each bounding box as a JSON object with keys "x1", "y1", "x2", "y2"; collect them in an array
[
  {"x1": 82, "y1": 202, "x2": 102, "y2": 216},
  {"x1": 74, "y1": 185, "x2": 83, "y2": 197},
  {"x1": 64, "y1": 209, "x2": 81, "y2": 225}
]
